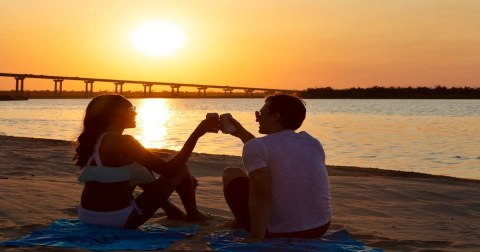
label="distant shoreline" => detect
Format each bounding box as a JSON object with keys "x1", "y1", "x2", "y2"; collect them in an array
[
  {"x1": 1, "y1": 86, "x2": 479, "y2": 99},
  {"x1": 1, "y1": 95, "x2": 479, "y2": 100},
  {"x1": 0, "y1": 95, "x2": 28, "y2": 101}
]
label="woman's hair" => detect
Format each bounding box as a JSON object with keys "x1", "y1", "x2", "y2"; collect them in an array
[
  {"x1": 74, "y1": 94, "x2": 132, "y2": 168},
  {"x1": 265, "y1": 94, "x2": 306, "y2": 130}
]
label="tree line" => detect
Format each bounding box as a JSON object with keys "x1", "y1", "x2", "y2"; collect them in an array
[
  {"x1": 2, "y1": 86, "x2": 479, "y2": 99},
  {"x1": 300, "y1": 86, "x2": 480, "y2": 99}
]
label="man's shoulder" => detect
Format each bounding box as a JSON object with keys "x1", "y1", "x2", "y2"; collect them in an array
[
  {"x1": 244, "y1": 137, "x2": 265, "y2": 150},
  {"x1": 297, "y1": 131, "x2": 322, "y2": 142},
  {"x1": 297, "y1": 130, "x2": 314, "y2": 138}
]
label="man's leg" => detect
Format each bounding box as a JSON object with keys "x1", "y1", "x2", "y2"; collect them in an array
[
  {"x1": 265, "y1": 221, "x2": 330, "y2": 239},
  {"x1": 222, "y1": 167, "x2": 250, "y2": 230}
]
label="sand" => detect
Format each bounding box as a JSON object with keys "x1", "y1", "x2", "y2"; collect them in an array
[{"x1": 0, "y1": 135, "x2": 479, "y2": 251}]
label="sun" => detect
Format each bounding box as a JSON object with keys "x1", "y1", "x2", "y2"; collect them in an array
[{"x1": 130, "y1": 21, "x2": 187, "y2": 58}]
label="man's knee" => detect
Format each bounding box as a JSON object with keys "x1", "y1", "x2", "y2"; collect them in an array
[{"x1": 223, "y1": 167, "x2": 247, "y2": 185}]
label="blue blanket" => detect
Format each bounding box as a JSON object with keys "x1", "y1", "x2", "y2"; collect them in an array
[
  {"x1": 0, "y1": 218, "x2": 198, "y2": 251},
  {"x1": 203, "y1": 229, "x2": 383, "y2": 252}
]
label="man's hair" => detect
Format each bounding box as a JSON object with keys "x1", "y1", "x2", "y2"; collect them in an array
[{"x1": 265, "y1": 94, "x2": 306, "y2": 130}]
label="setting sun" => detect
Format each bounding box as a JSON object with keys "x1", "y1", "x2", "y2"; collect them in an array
[{"x1": 130, "y1": 21, "x2": 187, "y2": 58}]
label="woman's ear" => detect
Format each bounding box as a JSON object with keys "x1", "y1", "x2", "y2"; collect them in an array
[{"x1": 108, "y1": 113, "x2": 121, "y2": 125}]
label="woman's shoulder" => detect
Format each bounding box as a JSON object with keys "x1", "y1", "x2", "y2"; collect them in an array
[
  {"x1": 102, "y1": 133, "x2": 136, "y2": 143},
  {"x1": 101, "y1": 134, "x2": 141, "y2": 153}
]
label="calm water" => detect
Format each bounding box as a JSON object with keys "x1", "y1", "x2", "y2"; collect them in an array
[{"x1": 1, "y1": 98, "x2": 479, "y2": 180}]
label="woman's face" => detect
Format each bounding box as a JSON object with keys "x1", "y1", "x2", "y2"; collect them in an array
[{"x1": 112, "y1": 105, "x2": 137, "y2": 129}]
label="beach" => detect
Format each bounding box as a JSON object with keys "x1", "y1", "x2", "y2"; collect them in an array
[{"x1": 0, "y1": 135, "x2": 479, "y2": 251}]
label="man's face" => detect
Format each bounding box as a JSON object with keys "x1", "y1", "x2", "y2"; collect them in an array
[{"x1": 256, "y1": 102, "x2": 274, "y2": 134}]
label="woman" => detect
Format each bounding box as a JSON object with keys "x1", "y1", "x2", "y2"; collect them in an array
[{"x1": 74, "y1": 94, "x2": 218, "y2": 228}]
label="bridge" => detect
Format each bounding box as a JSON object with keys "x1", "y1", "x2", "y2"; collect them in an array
[{"x1": 0, "y1": 73, "x2": 299, "y2": 97}]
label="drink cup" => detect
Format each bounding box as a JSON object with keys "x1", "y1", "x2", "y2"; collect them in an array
[
  {"x1": 206, "y1": 113, "x2": 220, "y2": 133},
  {"x1": 220, "y1": 113, "x2": 236, "y2": 134}
]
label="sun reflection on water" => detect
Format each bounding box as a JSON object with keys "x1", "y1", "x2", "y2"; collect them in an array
[{"x1": 131, "y1": 99, "x2": 171, "y2": 149}]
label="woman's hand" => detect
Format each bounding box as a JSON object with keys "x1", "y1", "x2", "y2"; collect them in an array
[{"x1": 194, "y1": 117, "x2": 220, "y2": 137}]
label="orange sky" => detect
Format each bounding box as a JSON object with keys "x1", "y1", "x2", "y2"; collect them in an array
[{"x1": 1, "y1": 1, "x2": 479, "y2": 91}]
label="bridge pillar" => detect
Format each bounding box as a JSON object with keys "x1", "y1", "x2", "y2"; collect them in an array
[
  {"x1": 197, "y1": 87, "x2": 207, "y2": 96},
  {"x1": 170, "y1": 85, "x2": 181, "y2": 96},
  {"x1": 15, "y1": 77, "x2": 25, "y2": 96},
  {"x1": 223, "y1": 88, "x2": 234, "y2": 96},
  {"x1": 53, "y1": 79, "x2": 64, "y2": 96},
  {"x1": 244, "y1": 88, "x2": 255, "y2": 96},
  {"x1": 84, "y1": 80, "x2": 94, "y2": 97},
  {"x1": 143, "y1": 84, "x2": 153, "y2": 97},
  {"x1": 114, "y1": 82, "x2": 124, "y2": 94}
]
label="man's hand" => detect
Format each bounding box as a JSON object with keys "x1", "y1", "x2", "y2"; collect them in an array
[{"x1": 228, "y1": 116, "x2": 255, "y2": 143}]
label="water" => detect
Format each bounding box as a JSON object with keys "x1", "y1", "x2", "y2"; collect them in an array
[{"x1": 1, "y1": 98, "x2": 479, "y2": 180}]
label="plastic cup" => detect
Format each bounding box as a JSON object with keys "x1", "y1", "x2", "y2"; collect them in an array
[
  {"x1": 206, "y1": 113, "x2": 220, "y2": 133},
  {"x1": 220, "y1": 113, "x2": 236, "y2": 134}
]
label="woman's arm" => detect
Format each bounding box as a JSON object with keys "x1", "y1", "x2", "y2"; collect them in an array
[
  {"x1": 118, "y1": 118, "x2": 218, "y2": 176},
  {"x1": 163, "y1": 122, "x2": 207, "y2": 174}
]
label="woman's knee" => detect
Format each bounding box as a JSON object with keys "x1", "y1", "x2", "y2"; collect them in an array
[{"x1": 166, "y1": 165, "x2": 189, "y2": 186}]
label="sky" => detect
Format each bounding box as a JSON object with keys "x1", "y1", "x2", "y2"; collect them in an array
[{"x1": 1, "y1": 0, "x2": 480, "y2": 91}]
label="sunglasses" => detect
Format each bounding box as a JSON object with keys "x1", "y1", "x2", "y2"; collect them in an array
[{"x1": 255, "y1": 111, "x2": 261, "y2": 119}]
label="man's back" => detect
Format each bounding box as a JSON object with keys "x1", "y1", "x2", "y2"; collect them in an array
[{"x1": 242, "y1": 130, "x2": 331, "y2": 233}]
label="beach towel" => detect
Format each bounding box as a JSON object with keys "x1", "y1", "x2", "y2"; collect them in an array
[
  {"x1": 0, "y1": 218, "x2": 198, "y2": 251},
  {"x1": 203, "y1": 229, "x2": 383, "y2": 252}
]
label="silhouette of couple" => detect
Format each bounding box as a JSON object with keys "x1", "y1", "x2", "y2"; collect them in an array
[{"x1": 75, "y1": 94, "x2": 331, "y2": 242}]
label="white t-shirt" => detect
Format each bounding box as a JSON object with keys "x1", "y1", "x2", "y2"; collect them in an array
[{"x1": 242, "y1": 130, "x2": 331, "y2": 233}]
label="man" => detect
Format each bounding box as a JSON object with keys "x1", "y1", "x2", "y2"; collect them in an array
[{"x1": 223, "y1": 94, "x2": 331, "y2": 242}]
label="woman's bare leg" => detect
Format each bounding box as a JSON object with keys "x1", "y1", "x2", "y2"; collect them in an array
[
  {"x1": 124, "y1": 166, "x2": 188, "y2": 228},
  {"x1": 175, "y1": 172, "x2": 210, "y2": 222}
]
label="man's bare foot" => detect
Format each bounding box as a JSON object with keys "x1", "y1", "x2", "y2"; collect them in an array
[{"x1": 185, "y1": 211, "x2": 212, "y2": 222}]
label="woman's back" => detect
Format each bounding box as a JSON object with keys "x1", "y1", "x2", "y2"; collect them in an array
[{"x1": 79, "y1": 133, "x2": 154, "y2": 211}]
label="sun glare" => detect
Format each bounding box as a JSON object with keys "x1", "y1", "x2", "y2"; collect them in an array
[
  {"x1": 132, "y1": 99, "x2": 171, "y2": 148},
  {"x1": 130, "y1": 21, "x2": 187, "y2": 58}
]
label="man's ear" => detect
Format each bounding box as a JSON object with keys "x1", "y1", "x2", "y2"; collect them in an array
[{"x1": 271, "y1": 112, "x2": 281, "y2": 123}]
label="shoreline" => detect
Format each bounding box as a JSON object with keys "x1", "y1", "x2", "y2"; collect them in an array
[
  {"x1": 1, "y1": 134, "x2": 479, "y2": 251},
  {"x1": 1, "y1": 134, "x2": 477, "y2": 183},
  {"x1": 1, "y1": 95, "x2": 479, "y2": 100}
]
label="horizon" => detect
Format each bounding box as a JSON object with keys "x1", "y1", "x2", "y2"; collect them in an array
[{"x1": 1, "y1": 1, "x2": 480, "y2": 91}]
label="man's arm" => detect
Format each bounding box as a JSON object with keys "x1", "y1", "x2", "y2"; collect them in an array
[
  {"x1": 248, "y1": 167, "x2": 272, "y2": 241},
  {"x1": 228, "y1": 116, "x2": 255, "y2": 143}
]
